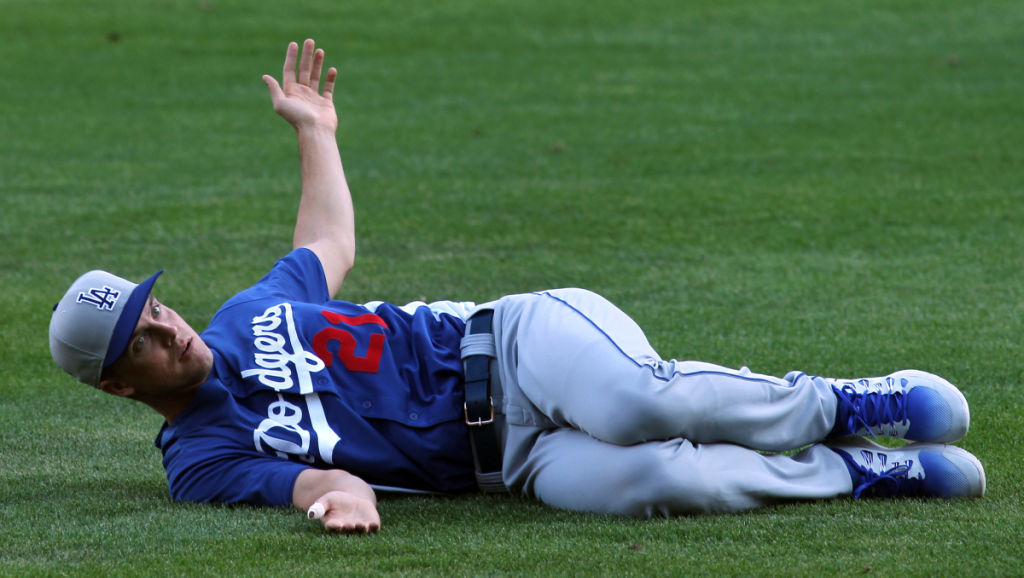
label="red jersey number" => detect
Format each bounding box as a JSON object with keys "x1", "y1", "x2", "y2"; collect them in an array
[{"x1": 312, "y1": 311, "x2": 389, "y2": 373}]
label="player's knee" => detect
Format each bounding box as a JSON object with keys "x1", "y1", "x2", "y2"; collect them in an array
[
  {"x1": 585, "y1": 391, "x2": 674, "y2": 445},
  {"x1": 614, "y1": 449, "x2": 749, "y2": 517},
  {"x1": 607, "y1": 455, "x2": 709, "y2": 516}
]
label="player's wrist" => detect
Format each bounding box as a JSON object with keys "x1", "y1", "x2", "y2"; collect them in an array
[{"x1": 292, "y1": 118, "x2": 338, "y2": 137}]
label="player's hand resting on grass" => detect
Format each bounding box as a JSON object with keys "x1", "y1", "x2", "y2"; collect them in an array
[
  {"x1": 308, "y1": 490, "x2": 381, "y2": 534},
  {"x1": 293, "y1": 468, "x2": 380, "y2": 534}
]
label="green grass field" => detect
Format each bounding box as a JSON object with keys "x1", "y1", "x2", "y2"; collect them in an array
[{"x1": 3, "y1": 0, "x2": 1024, "y2": 574}]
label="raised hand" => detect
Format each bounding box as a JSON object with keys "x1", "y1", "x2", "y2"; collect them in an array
[{"x1": 263, "y1": 39, "x2": 338, "y2": 133}]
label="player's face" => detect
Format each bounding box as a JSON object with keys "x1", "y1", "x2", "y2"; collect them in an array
[{"x1": 105, "y1": 296, "x2": 213, "y2": 397}]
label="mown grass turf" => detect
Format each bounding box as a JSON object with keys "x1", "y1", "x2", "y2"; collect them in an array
[{"x1": 2, "y1": 0, "x2": 1024, "y2": 574}]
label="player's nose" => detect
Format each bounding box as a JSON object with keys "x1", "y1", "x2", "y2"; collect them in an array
[{"x1": 152, "y1": 320, "x2": 178, "y2": 346}]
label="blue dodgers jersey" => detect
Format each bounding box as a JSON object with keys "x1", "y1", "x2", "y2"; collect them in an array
[{"x1": 155, "y1": 249, "x2": 478, "y2": 506}]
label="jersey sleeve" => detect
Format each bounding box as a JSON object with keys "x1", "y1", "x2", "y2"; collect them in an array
[{"x1": 161, "y1": 431, "x2": 309, "y2": 507}]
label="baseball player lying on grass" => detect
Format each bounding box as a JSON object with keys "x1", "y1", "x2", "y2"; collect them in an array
[{"x1": 49, "y1": 39, "x2": 985, "y2": 534}]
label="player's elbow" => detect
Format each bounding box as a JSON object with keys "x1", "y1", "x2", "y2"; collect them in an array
[{"x1": 333, "y1": 234, "x2": 356, "y2": 275}]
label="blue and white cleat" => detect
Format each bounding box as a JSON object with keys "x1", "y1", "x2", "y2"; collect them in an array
[
  {"x1": 828, "y1": 370, "x2": 970, "y2": 443},
  {"x1": 828, "y1": 437, "x2": 985, "y2": 499}
]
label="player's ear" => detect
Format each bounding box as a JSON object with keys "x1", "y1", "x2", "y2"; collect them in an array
[{"x1": 99, "y1": 378, "x2": 135, "y2": 398}]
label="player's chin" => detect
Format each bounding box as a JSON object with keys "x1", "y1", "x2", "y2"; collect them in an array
[
  {"x1": 178, "y1": 356, "x2": 214, "y2": 389},
  {"x1": 187, "y1": 343, "x2": 215, "y2": 373}
]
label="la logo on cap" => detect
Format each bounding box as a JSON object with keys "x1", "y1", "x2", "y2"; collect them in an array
[{"x1": 76, "y1": 286, "x2": 122, "y2": 311}]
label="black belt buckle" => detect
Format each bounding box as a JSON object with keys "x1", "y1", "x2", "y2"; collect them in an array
[{"x1": 464, "y1": 397, "x2": 495, "y2": 426}]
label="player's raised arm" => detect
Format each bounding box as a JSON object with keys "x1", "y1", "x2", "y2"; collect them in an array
[{"x1": 263, "y1": 39, "x2": 354, "y2": 296}]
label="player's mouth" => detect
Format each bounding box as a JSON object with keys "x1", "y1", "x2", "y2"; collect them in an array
[{"x1": 180, "y1": 338, "x2": 192, "y2": 361}]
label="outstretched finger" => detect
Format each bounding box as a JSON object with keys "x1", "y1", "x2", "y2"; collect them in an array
[
  {"x1": 322, "y1": 67, "x2": 338, "y2": 99},
  {"x1": 281, "y1": 41, "x2": 299, "y2": 88},
  {"x1": 297, "y1": 38, "x2": 315, "y2": 86},
  {"x1": 310, "y1": 49, "x2": 325, "y2": 91}
]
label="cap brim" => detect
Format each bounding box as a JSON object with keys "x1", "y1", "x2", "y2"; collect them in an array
[{"x1": 103, "y1": 270, "x2": 163, "y2": 367}]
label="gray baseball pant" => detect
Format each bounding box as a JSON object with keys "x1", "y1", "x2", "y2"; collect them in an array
[{"x1": 485, "y1": 288, "x2": 854, "y2": 516}]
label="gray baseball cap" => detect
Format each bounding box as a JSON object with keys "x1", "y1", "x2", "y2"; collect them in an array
[{"x1": 50, "y1": 269, "x2": 163, "y2": 387}]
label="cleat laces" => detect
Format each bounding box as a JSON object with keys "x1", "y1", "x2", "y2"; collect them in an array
[
  {"x1": 849, "y1": 450, "x2": 923, "y2": 498},
  {"x1": 834, "y1": 377, "x2": 909, "y2": 439}
]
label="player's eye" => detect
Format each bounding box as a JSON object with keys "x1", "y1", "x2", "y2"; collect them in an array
[
  {"x1": 133, "y1": 336, "x2": 145, "y2": 352},
  {"x1": 152, "y1": 304, "x2": 161, "y2": 317}
]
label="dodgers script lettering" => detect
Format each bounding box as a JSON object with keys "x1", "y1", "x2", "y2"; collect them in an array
[{"x1": 242, "y1": 303, "x2": 341, "y2": 463}]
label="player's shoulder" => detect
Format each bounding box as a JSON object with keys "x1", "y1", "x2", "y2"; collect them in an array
[{"x1": 207, "y1": 249, "x2": 330, "y2": 322}]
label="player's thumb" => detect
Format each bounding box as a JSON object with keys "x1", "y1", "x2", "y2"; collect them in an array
[
  {"x1": 262, "y1": 75, "x2": 285, "y2": 103},
  {"x1": 307, "y1": 501, "x2": 327, "y2": 520}
]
